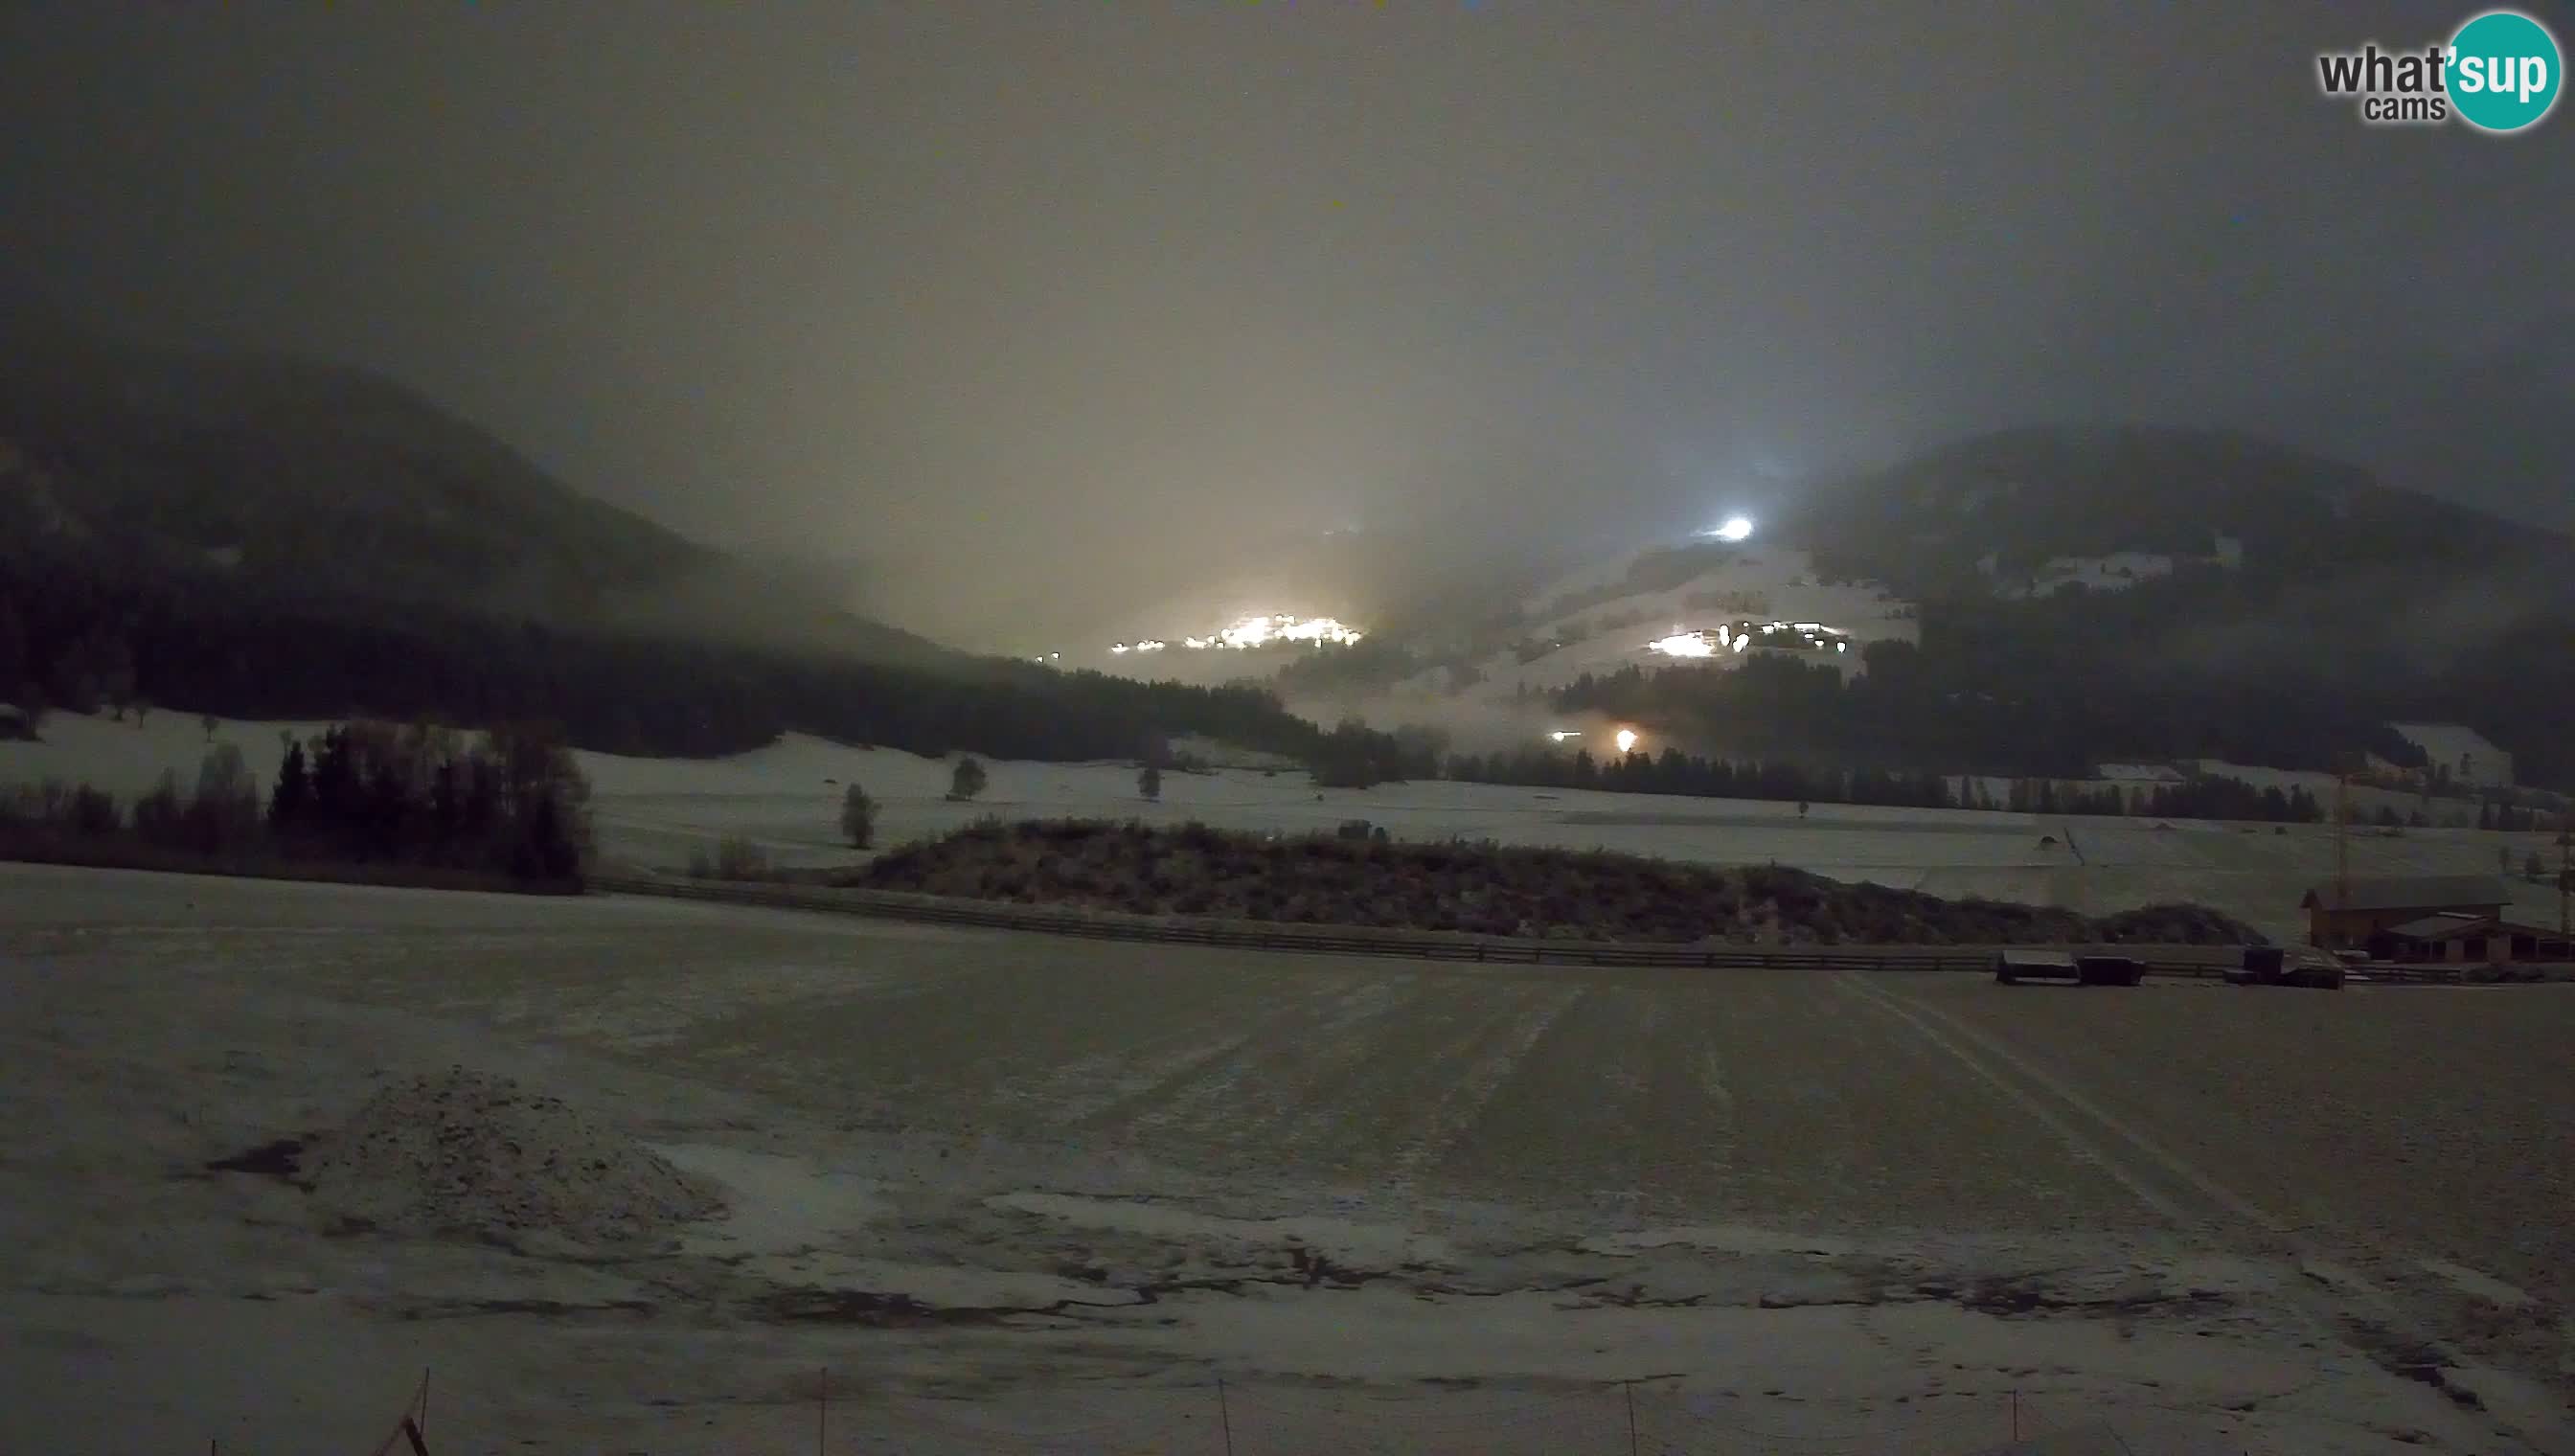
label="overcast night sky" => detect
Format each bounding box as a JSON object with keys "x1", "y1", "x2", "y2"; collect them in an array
[{"x1": 2, "y1": 2, "x2": 2566, "y2": 640}]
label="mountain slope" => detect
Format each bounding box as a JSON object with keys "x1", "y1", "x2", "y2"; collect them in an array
[
  {"x1": 0, "y1": 306, "x2": 1371, "y2": 766},
  {"x1": 1282, "y1": 425, "x2": 2575, "y2": 787},
  {"x1": 2258, "y1": 309, "x2": 2575, "y2": 533},
  {"x1": 1778, "y1": 425, "x2": 2560, "y2": 599},
  {"x1": 0, "y1": 298, "x2": 949, "y2": 667}
]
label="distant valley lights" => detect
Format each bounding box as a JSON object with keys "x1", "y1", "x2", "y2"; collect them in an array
[
  {"x1": 1110, "y1": 613, "x2": 1363, "y2": 655},
  {"x1": 1649, "y1": 621, "x2": 1851, "y2": 658}
]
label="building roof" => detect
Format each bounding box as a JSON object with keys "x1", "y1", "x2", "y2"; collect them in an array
[
  {"x1": 2387, "y1": 721, "x2": 2506, "y2": 764},
  {"x1": 2299, "y1": 875, "x2": 2511, "y2": 913},
  {"x1": 2380, "y1": 913, "x2": 2497, "y2": 941}
]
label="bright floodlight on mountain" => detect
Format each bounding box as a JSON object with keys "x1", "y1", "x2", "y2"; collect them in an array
[
  {"x1": 1714, "y1": 515, "x2": 1754, "y2": 541},
  {"x1": 1614, "y1": 728, "x2": 1640, "y2": 754}
]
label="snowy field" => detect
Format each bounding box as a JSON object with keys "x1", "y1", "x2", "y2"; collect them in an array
[
  {"x1": 1, "y1": 863, "x2": 2566, "y2": 1455},
  {"x1": 11, "y1": 710, "x2": 2568, "y2": 944}
]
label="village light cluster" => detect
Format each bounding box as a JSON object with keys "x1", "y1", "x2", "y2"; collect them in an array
[
  {"x1": 1648, "y1": 620, "x2": 1852, "y2": 659},
  {"x1": 1110, "y1": 613, "x2": 1364, "y2": 655},
  {"x1": 1548, "y1": 727, "x2": 1646, "y2": 752}
]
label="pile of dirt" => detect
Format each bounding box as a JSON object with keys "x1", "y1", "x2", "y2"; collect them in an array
[{"x1": 304, "y1": 1068, "x2": 723, "y2": 1245}]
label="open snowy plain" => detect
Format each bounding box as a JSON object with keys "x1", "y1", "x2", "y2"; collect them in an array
[
  {"x1": 9, "y1": 710, "x2": 2568, "y2": 944},
  {"x1": 2, "y1": 862, "x2": 2568, "y2": 1454}
]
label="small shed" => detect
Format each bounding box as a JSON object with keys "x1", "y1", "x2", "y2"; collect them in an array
[{"x1": 2299, "y1": 874, "x2": 2508, "y2": 948}]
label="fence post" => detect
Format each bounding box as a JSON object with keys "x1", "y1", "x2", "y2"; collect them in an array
[
  {"x1": 1217, "y1": 1375, "x2": 1236, "y2": 1456},
  {"x1": 818, "y1": 1366, "x2": 827, "y2": 1455},
  {"x1": 1624, "y1": 1378, "x2": 1640, "y2": 1456}
]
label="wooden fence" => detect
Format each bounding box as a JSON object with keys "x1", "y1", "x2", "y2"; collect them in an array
[{"x1": 590, "y1": 873, "x2": 2441, "y2": 980}]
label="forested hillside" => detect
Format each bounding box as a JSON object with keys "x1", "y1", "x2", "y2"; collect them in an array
[{"x1": 0, "y1": 305, "x2": 1373, "y2": 765}]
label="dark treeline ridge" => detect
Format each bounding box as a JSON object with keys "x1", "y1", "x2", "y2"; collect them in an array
[
  {"x1": 1309, "y1": 715, "x2": 1444, "y2": 787},
  {"x1": 0, "y1": 557, "x2": 1388, "y2": 765},
  {"x1": 0, "y1": 718, "x2": 592, "y2": 888},
  {"x1": 1447, "y1": 743, "x2": 1959, "y2": 809},
  {"x1": 1446, "y1": 743, "x2": 2342, "y2": 824}
]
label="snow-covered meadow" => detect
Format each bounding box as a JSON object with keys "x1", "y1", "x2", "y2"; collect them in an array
[
  {"x1": 7, "y1": 710, "x2": 2567, "y2": 943},
  {"x1": 4, "y1": 861, "x2": 2567, "y2": 1454}
]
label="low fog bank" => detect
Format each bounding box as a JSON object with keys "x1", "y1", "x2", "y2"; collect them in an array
[{"x1": 748, "y1": 509, "x2": 1632, "y2": 659}]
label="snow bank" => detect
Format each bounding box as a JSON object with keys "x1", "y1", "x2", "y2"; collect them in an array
[{"x1": 305, "y1": 1068, "x2": 723, "y2": 1245}]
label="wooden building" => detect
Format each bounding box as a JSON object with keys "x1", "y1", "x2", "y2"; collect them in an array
[
  {"x1": 2299, "y1": 874, "x2": 2509, "y2": 949},
  {"x1": 2367, "y1": 913, "x2": 2573, "y2": 965}
]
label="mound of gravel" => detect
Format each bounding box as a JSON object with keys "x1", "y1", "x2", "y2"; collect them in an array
[{"x1": 305, "y1": 1068, "x2": 724, "y2": 1245}]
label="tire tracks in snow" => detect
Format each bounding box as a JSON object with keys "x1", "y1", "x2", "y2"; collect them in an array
[{"x1": 1831, "y1": 973, "x2": 2564, "y2": 1453}]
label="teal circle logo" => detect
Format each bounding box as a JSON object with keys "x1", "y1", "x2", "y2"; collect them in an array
[{"x1": 2447, "y1": 10, "x2": 2562, "y2": 132}]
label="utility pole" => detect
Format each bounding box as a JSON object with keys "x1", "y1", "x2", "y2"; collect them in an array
[
  {"x1": 2556, "y1": 813, "x2": 2571, "y2": 956},
  {"x1": 2334, "y1": 769, "x2": 2352, "y2": 948}
]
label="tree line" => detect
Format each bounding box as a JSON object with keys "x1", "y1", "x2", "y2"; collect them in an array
[
  {"x1": 1998, "y1": 775, "x2": 2324, "y2": 822},
  {"x1": 1447, "y1": 744, "x2": 1957, "y2": 808},
  {"x1": 1309, "y1": 716, "x2": 1444, "y2": 788},
  {"x1": 1532, "y1": 571, "x2": 2575, "y2": 790},
  {"x1": 1443, "y1": 743, "x2": 2358, "y2": 825},
  {"x1": 0, "y1": 719, "x2": 591, "y2": 887}
]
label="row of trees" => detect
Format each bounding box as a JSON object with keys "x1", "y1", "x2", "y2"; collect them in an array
[
  {"x1": 2001, "y1": 776, "x2": 2326, "y2": 823},
  {"x1": 1446, "y1": 745, "x2": 1960, "y2": 809},
  {"x1": 1309, "y1": 716, "x2": 1443, "y2": 789},
  {"x1": 1545, "y1": 647, "x2": 2370, "y2": 782},
  {"x1": 2477, "y1": 799, "x2": 2556, "y2": 832},
  {"x1": 0, "y1": 721, "x2": 592, "y2": 886},
  {"x1": 1443, "y1": 746, "x2": 2356, "y2": 826},
  {"x1": 265, "y1": 721, "x2": 590, "y2": 880}
]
